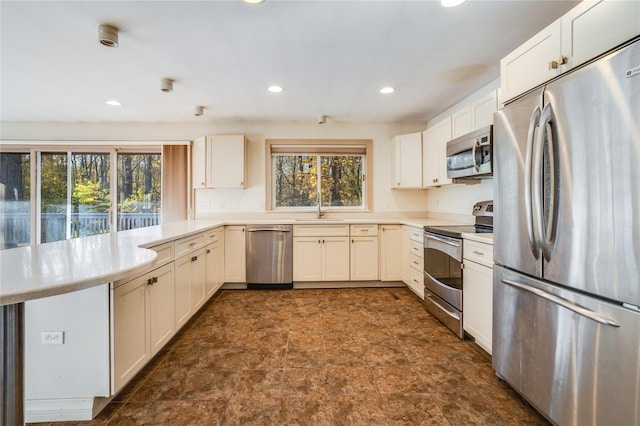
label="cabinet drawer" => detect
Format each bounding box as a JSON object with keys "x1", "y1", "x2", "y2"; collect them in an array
[
  {"x1": 408, "y1": 226, "x2": 423, "y2": 243},
  {"x1": 293, "y1": 224, "x2": 349, "y2": 237},
  {"x1": 350, "y1": 224, "x2": 378, "y2": 236},
  {"x1": 408, "y1": 267, "x2": 424, "y2": 299},
  {"x1": 149, "y1": 242, "x2": 174, "y2": 268},
  {"x1": 463, "y1": 239, "x2": 493, "y2": 268},
  {"x1": 175, "y1": 234, "x2": 205, "y2": 258},
  {"x1": 203, "y1": 227, "x2": 223, "y2": 245},
  {"x1": 409, "y1": 253, "x2": 423, "y2": 272},
  {"x1": 409, "y1": 240, "x2": 423, "y2": 259}
]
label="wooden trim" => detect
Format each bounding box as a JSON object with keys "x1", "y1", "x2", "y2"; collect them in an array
[{"x1": 264, "y1": 139, "x2": 373, "y2": 212}]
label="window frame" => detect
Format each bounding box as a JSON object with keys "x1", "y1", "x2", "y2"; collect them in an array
[{"x1": 265, "y1": 139, "x2": 373, "y2": 212}]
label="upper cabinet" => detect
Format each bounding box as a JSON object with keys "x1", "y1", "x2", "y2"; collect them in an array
[
  {"x1": 501, "y1": 0, "x2": 640, "y2": 102},
  {"x1": 422, "y1": 116, "x2": 452, "y2": 188},
  {"x1": 451, "y1": 107, "x2": 473, "y2": 139},
  {"x1": 471, "y1": 90, "x2": 498, "y2": 130},
  {"x1": 392, "y1": 132, "x2": 423, "y2": 188},
  {"x1": 192, "y1": 134, "x2": 248, "y2": 189}
]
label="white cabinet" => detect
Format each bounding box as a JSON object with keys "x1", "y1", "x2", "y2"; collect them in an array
[
  {"x1": 393, "y1": 132, "x2": 423, "y2": 188},
  {"x1": 402, "y1": 225, "x2": 424, "y2": 299},
  {"x1": 379, "y1": 225, "x2": 402, "y2": 281},
  {"x1": 112, "y1": 262, "x2": 175, "y2": 393},
  {"x1": 462, "y1": 239, "x2": 493, "y2": 354},
  {"x1": 451, "y1": 107, "x2": 473, "y2": 139},
  {"x1": 501, "y1": 0, "x2": 639, "y2": 102},
  {"x1": 350, "y1": 224, "x2": 379, "y2": 281},
  {"x1": 174, "y1": 247, "x2": 205, "y2": 330},
  {"x1": 422, "y1": 117, "x2": 452, "y2": 188},
  {"x1": 210, "y1": 134, "x2": 247, "y2": 189},
  {"x1": 204, "y1": 228, "x2": 225, "y2": 298},
  {"x1": 471, "y1": 90, "x2": 498, "y2": 130},
  {"x1": 293, "y1": 225, "x2": 350, "y2": 281},
  {"x1": 224, "y1": 225, "x2": 246, "y2": 282},
  {"x1": 192, "y1": 134, "x2": 247, "y2": 189}
]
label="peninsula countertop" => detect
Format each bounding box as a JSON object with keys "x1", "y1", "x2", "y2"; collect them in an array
[{"x1": 0, "y1": 216, "x2": 465, "y2": 305}]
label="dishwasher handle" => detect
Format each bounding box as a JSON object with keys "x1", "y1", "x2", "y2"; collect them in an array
[{"x1": 246, "y1": 225, "x2": 293, "y2": 233}]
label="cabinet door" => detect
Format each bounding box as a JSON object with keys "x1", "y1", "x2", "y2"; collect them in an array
[
  {"x1": 293, "y1": 237, "x2": 323, "y2": 281},
  {"x1": 423, "y1": 117, "x2": 452, "y2": 187},
  {"x1": 561, "y1": 0, "x2": 640, "y2": 72},
  {"x1": 394, "y1": 133, "x2": 423, "y2": 188},
  {"x1": 463, "y1": 260, "x2": 493, "y2": 354},
  {"x1": 379, "y1": 225, "x2": 402, "y2": 281},
  {"x1": 401, "y1": 226, "x2": 411, "y2": 285},
  {"x1": 501, "y1": 19, "x2": 562, "y2": 102},
  {"x1": 224, "y1": 226, "x2": 246, "y2": 282},
  {"x1": 350, "y1": 236, "x2": 379, "y2": 281},
  {"x1": 174, "y1": 254, "x2": 193, "y2": 330},
  {"x1": 323, "y1": 237, "x2": 351, "y2": 281},
  {"x1": 192, "y1": 136, "x2": 207, "y2": 189},
  {"x1": 451, "y1": 107, "x2": 472, "y2": 138},
  {"x1": 190, "y1": 248, "x2": 206, "y2": 311},
  {"x1": 205, "y1": 241, "x2": 224, "y2": 298},
  {"x1": 113, "y1": 274, "x2": 150, "y2": 392},
  {"x1": 471, "y1": 90, "x2": 498, "y2": 130},
  {"x1": 209, "y1": 135, "x2": 247, "y2": 188},
  {"x1": 148, "y1": 263, "x2": 175, "y2": 356}
]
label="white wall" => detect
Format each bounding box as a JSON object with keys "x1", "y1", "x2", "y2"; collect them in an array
[
  {"x1": 423, "y1": 79, "x2": 499, "y2": 217},
  {"x1": 1, "y1": 120, "x2": 430, "y2": 216}
]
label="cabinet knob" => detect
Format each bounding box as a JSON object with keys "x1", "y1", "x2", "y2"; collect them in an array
[
  {"x1": 206, "y1": 249, "x2": 211, "y2": 254},
  {"x1": 559, "y1": 55, "x2": 568, "y2": 65},
  {"x1": 549, "y1": 60, "x2": 559, "y2": 70},
  {"x1": 191, "y1": 256, "x2": 198, "y2": 262},
  {"x1": 200, "y1": 182, "x2": 204, "y2": 186}
]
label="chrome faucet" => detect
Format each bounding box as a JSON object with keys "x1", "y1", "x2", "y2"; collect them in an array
[{"x1": 317, "y1": 196, "x2": 324, "y2": 219}]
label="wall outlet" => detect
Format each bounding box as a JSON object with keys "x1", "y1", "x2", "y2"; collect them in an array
[
  {"x1": 41, "y1": 331, "x2": 64, "y2": 345},
  {"x1": 434, "y1": 200, "x2": 440, "y2": 207}
]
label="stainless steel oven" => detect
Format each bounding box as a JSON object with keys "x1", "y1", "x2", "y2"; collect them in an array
[{"x1": 423, "y1": 200, "x2": 493, "y2": 338}]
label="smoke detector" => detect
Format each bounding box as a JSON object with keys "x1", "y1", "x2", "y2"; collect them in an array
[
  {"x1": 161, "y1": 78, "x2": 174, "y2": 93},
  {"x1": 98, "y1": 24, "x2": 119, "y2": 48}
]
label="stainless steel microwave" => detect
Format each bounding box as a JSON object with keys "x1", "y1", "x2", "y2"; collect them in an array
[{"x1": 446, "y1": 125, "x2": 493, "y2": 179}]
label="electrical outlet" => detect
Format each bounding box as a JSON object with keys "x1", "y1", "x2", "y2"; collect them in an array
[
  {"x1": 41, "y1": 331, "x2": 64, "y2": 345},
  {"x1": 434, "y1": 200, "x2": 440, "y2": 207}
]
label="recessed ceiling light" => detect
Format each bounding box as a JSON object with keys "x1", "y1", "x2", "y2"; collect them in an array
[
  {"x1": 379, "y1": 87, "x2": 395, "y2": 94},
  {"x1": 441, "y1": 0, "x2": 466, "y2": 7},
  {"x1": 243, "y1": 0, "x2": 264, "y2": 3},
  {"x1": 105, "y1": 100, "x2": 121, "y2": 106},
  {"x1": 268, "y1": 85, "x2": 283, "y2": 93}
]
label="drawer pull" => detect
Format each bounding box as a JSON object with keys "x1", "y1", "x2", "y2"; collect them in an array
[
  {"x1": 412, "y1": 261, "x2": 419, "y2": 265},
  {"x1": 472, "y1": 250, "x2": 484, "y2": 256},
  {"x1": 189, "y1": 242, "x2": 196, "y2": 246}
]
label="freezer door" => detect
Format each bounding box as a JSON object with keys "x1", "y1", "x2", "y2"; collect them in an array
[
  {"x1": 540, "y1": 39, "x2": 640, "y2": 306},
  {"x1": 493, "y1": 265, "x2": 640, "y2": 426},
  {"x1": 493, "y1": 90, "x2": 543, "y2": 277}
]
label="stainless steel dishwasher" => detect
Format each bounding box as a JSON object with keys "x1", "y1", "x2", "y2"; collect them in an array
[{"x1": 245, "y1": 224, "x2": 293, "y2": 289}]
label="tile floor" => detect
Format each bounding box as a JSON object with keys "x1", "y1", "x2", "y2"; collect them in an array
[{"x1": 36, "y1": 287, "x2": 549, "y2": 425}]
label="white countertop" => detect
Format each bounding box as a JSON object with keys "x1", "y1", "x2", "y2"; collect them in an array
[
  {"x1": 461, "y1": 232, "x2": 494, "y2": 245},
  {"x1": 1, "y1": 217, "x2": 464, "y2": 305}
]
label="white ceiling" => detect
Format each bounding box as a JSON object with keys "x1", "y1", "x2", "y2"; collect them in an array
[{"x1": 0, "y1": 0, "x2": 579, "y2": 124}]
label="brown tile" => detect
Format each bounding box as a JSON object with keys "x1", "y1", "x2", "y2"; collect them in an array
[
  {"x1": 285, "y1": 347, "x2": 327, "y2": 369},
  {"x1": 413, "y1": 364, "x2": 473, "y2": 393},
  {"x1": 199, "y1": 347, "x2": 249, "y2": 370},
  {"x1": 127, "y1": 368, "x2": 188, "y2": 402},
  {"x1": 282, "y1": 368, "x2": 331, "y2": 397},
  {"x1": 382, "y1": 393, "x2": 451, "y2": 425},
  {"x1": 327, "y1": 366, "x2": 378, "y2": 396},
  {"x1": 483, "y1": 388, "x2": 550, "y2": 425},
  {"x1": 283, "y1": 396, "x2": 334, "y2": 425},
  {"x1": 355, "y1": 328, "x2": 398, "y2": 345},
  {"x1": 363, "y1": 344, "x2": 410, "y2": 366},
  {"x1": 223, "y1": 397, "x2": 287, "y2": 425},
  {"x1": 324, "y1": 345, "x2": 368, "y2": 367},
  {"x1": 182, "y1": 369, "x2": 239, "y2": 400},
  {"x1": 232, "y1": 369, "x2": 284, "y2": 398},
  {"x1": 430, "y1": 389, "x2": 508, "y2": 425},
  {"x1": 288, "y1": 329, "x2": 324, "y2": 347},
  {"x1": 371, "y1": 366, "x2": 428, "y2": 395},
  {"x1": 322, "y1": 329, "x2": 360, "y2": 346},
  {"x1": 252, "y1": 329, "x2": 289, "y2": 348},
  {"x1": 331, "y1": 395, "x2": 389, "y2": 425},
  {"x1": 109, "y1": 399, "x2": 227, "y2": 425},
  {"x1": 241, "y1": 347, "x2": 286, "y2": 369}
]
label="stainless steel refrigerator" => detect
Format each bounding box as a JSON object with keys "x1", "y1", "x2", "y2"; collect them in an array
[{"x1": 493, "y1": 37, "x2": 640, "y2": 425}]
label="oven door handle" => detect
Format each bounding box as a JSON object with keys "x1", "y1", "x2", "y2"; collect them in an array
[
  {"x1": 425, "y1": 233, "x2": 460, "y2": 247},
  {"x1": 425, "y1": 293, "x2": 459, "y2": 320}
]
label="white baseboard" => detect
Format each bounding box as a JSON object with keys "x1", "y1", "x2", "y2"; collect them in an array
[{"x1": 25, "y1": 398, "x2": 94, "y2": 423}]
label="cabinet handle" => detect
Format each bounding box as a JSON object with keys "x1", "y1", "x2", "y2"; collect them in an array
[
  {"x1": 559, "y1": 55, "x2": 568, "y2": 65},
  {"x1": 152, "y1": 277, "x2": 158, "y2": 283},
  {"x1": 206, "y1": 249, "x2": 211, "y2": 254},
  {"x1": 189, "y1": 242, "x2": 196, "y2": 247},
  {"x1": 472, "y1": 250, "x2": 484, "y2": 256},
  {"x1": 549, "y1": 60, "x2": 559, "y2": 70},
  {"x1": 322, "y1": 239, "x2": 325, "y2": 244},
  {"x1": 147, "y1": 278, "x2": 153, "y2": 286},
  {"x1": 191, "y1": 256, "x2": 198, "y2": 262},
  {"x1": 352, "y1": 239, "x2": 354, "y2": 243},
  {"x1": 413, "y1": 261, "x2": 419, "y2": 265}
]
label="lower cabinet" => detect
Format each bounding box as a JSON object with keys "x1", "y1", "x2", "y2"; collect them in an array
[
  {"x1": 174, "y1": 247, "x2": 205, "y2": 330},
  {"x1": 224, "y1": 225, "x2": 246, "y2": 282},
  {"x1": 402, "y1": 225, "x2": 424, "y2": 298},
  {"x1": 205, "y1": 239, "x2": 225, "y2": 298},
  {"x1": 462, "y1": 239, "x2": 493, "y2": 354},
  {"x1": 350, "y1": 224, "x2": 379, "y2": 281},
  {"x1": 379, "y1": 225, "x2": 402, "y2": 281},
  {"x1": 112, "y1": 262, "x2": 175, "y2": 393},
  {"x1": 293, "y1": 236, "x2": 350, "y2": 281}
]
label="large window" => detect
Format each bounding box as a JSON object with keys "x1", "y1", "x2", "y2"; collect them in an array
[
  {"x1": 0, "y1": 152, "x2": 31, "y2": 249},
  {"x1": 267, "y1": 140, "x2": 372, "y2": 211},
  {"x1": 0, "y1": 147, "x2": 162, "y2": 249}
]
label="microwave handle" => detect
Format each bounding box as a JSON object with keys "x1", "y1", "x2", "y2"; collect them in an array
[{"x1": 471, "y1": 139, "x2": 479, "y2": 172}]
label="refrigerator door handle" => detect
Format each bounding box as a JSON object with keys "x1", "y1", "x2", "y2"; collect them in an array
[
  {"x1": 501, "y1": 278, "x2": 620, "y2": 327},
  {"x1": 525, "y1": 105, "x2": 541, "y2": 259},
  {"x1": 537, "y1": 103, "x2": 557, "y2": 262},
  {"x1": 532, "y1": 102, "x2": 550, "y2": 262}
]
